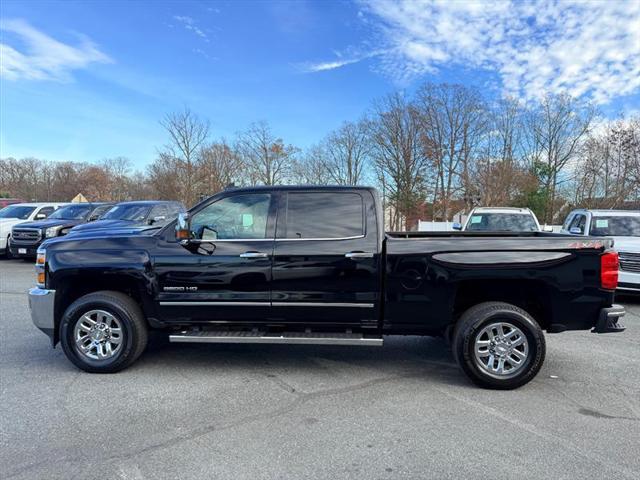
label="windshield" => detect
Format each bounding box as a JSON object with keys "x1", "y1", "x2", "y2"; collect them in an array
[
  {"x1": 48, "y1": 204, "x2": 93, "y2": 220},
  {"x1": 0, "y1": 205, "x2": 36, "y2": 219},
  {"x1": 101, "y1": 204, "x2": 151, "y2": 221},
  {"x1": 590, "y1": 215, "x2": 640, "y2": 237},
  {"x1": 466, "y1": 213, "x2": 539, "y2": 232}
]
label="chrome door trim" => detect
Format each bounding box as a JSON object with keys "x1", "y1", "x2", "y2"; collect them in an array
[
  {"x1": 275, "y1": 235, "x2": 365, "y2": 242},
  {"x1": 160, "y1": 301, "x2": 374, "y2": 308},
  {"x1": 160, "y1": 301, "x2": 270, "y2": 306},
  {"x1": 272, "y1": 302, "x2": 374, "y2": 308}
]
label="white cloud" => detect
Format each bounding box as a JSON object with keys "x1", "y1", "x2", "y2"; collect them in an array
[
  {"x1": 0, "y1": 19, "x2": 112, "y2": 82},
  {"x1": 301, "y1": 57, "x2": 362, "y2": 73},
  {"x1": 173, "y1": 15, "x2": 209, "y2": 42},
  {"x1": 359, "y1": 0, "x2": 640, "y2": 104}
]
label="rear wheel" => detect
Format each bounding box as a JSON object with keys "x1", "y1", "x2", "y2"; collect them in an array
[
  {"x1": 452, "y1": 302, "x2": 545, "y2": 389},
  {"x1": 60, "y1": 291, "x2": 148, "y2": 373}
]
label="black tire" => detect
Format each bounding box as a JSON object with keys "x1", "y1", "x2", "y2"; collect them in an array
[
  {"x1": 452, "y1": 302, "x2": 545, "y2": 390},
  {"x1": 60, "y1": 291, "x2": 148, "y2": 373},
  {"x1": 5, "y1": 236, "x2": 13, "y2": 259}
]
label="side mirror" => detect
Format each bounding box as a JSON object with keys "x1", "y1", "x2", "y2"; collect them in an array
[
  {"x1": 452, "y1": 222, "x2": 462, "y2": 231},
  {"x1": 569, "y1": 227, "x2": 582, "y2": 235},
  {"x1": 36, "y1": 213, "x2": 46, "y2": 219},
  {"x1": 542, "y1": 225, "x2": 554, "y2": 232},
  {"x1": 175, "y1": 212, "x2": 190, "y2": 242},
  {"x1": 149, "y1": 215, "x2": 166, "y2": 225}
]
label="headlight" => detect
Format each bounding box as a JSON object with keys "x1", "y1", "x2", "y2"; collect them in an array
[
  {"x1": 45, "y1": 226, "x2": 62, "y2": 238},
  {"x1": 35, "y1": 247, "x2": 46, "y2": 288}
]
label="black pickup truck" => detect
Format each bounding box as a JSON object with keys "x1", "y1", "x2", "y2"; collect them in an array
[{"x1": 28, "y1": 186, "x2": 625, "y2": 389}]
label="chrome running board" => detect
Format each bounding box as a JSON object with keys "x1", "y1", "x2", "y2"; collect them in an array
[{"x1": 169, "y1": 330, "x2": 383, "y2": 346}]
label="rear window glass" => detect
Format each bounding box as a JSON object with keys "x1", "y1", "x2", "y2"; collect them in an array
[
  {"x1": 281, "y1": 192, "x2": 364, "y2": 239},
  {"x1": 466, "y1": 213, "x2": 538, "y2": 232}
]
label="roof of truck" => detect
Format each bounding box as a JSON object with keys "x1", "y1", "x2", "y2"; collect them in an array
[
  {"x1": 572, "y1": 209, "x2": 640, "y2": 217},
  {"x1": 224, "y1": 185, "x2": 377, "y2": 193},
  {"x1": 4, "y1": 202, "x2": 69, "y2": 207},
  {"x1": 470, "y1": 207, "x2": 533, "y2": 214}
]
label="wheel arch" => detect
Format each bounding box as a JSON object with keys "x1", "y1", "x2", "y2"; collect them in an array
[
  {"x1": 451, "y1": 279, "x2": 553, "y2": 331},
  {"x1": 53, "y1": 274, "x2": 154, "y2": 346}
]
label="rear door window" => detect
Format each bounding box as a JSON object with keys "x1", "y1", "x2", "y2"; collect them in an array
[{"x1": 279, "y1": 192, "x2": 364, "y2": 239}]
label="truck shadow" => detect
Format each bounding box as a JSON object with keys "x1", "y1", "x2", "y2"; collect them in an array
[{"x1": 141, "y1": 333, "x2": 470, "y2": 388}]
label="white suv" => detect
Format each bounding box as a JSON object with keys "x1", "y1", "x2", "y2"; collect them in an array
[
  {"x1": 455, "y1": 207, "x2": 546, "y2": 232},
  {"x1": 561, "y1": 209, "x2": 640, "y2": 293},
  {"x1": 0, "y1": 203, "x2": 68, "y2": 258}
]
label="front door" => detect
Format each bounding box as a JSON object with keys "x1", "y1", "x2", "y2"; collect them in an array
[
  {"x1": 155, "y1": 192, "x2": 276, "y2": 324},
  {"x1": 271, "y1": 190, "x2": 380, "y2": 329}
]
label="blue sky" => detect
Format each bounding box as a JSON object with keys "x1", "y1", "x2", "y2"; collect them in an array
[{"x1": 1, "y1": 0, "x2": 639, "y2": 168}]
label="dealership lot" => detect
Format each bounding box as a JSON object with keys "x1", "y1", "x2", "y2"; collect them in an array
[{"x1": 1, "y1": 259, "x2": 639, "y2": 480}]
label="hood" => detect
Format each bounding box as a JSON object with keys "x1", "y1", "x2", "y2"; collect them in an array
[
  {"x1": 612, "y1": 236, "x2": 640, "y2": 253},
  {"x1": 69, "y1": 219, "x2": 141, "y2": 233},
  {"x1": 64, "y1": 225, "x2": 161, "y2": 239},
  {"x1": 12, "y1": 218, "x2": 82, "y2": 230}
]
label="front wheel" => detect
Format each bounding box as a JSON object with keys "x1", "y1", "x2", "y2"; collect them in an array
[
  {"x1": 5, "y1": 236, "x2": 13, "y2": 259},
  {"x1": 60, "y1": 291, "x2": 148, "y2": 373},
  {"x1": 452, "y1": 302, "x2": 545, "y2": 389}
]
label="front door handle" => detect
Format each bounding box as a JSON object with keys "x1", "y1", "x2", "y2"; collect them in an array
[
  {"x1": 345, "y1": 252, "x2": 374, "y2": 258},
  {"x1": 240, "y1": 251, "x2": 268, "y2": 258}
]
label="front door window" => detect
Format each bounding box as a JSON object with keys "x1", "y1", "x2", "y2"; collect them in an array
[{"x1": 190, "y1": 194, "x2": 271, "y2": 240}]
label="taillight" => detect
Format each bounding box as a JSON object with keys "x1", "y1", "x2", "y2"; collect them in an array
[{"x1": 601, "y1": 251, "x2": 619, "y2": 290}]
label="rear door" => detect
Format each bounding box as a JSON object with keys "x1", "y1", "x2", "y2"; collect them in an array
[{"x1": 271, "y1": 190, "x2": 380, "y2": 328}]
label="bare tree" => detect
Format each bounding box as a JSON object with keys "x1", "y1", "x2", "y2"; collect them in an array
[
  {"x1": 291, "y1": 144, "x2": 332, "y2": 185},
  {"x1": 236, "y1": 121, "x2": 297, "y2": 185},
  {"x1": 322, "y1": 119, "x2": 371, "y2": 185},
  {"x1": 369, "y1": 93, "x2": 428, "y2": 230},
  {"x1": 159, "y1": 108, "x2": 210, "y2": 205},
  {"x1": 415, "y1": 83, "x2": 487, "y2": 219},
  {"x1": 147, "y1": 153, "x2": 183, "y2": 202},
  {"x1": 102, "y1": 157, "x2": 132, "y2": 201},
  {"x1": 475, "y1": 97, "x2": 529, "y2": 206},
  {"x1": 197, "y1": 140, "x2": 242, "y2": 195},
  {"x1": 573, "y1": 116, "x2": 640, "y2": 208},
  {"x1": 524, "y1": 93, "x2": 596, "y2": 222}
]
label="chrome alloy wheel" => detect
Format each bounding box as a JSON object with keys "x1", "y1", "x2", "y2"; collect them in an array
[
  {"x1": 473, "y1": 322, "x2": 529, "y2": 377},
  {"x1": 73, "y1": 310, "x2": 123, "y2": 361}
]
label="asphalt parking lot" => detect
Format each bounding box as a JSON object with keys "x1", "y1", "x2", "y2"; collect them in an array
[{"x1": 1, "y1": 259, "x2": 639, "y2": 480}]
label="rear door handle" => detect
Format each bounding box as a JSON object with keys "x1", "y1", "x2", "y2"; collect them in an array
[
  {"x1": 345, "y1": 252, "x2": 374, "y2": 258},
  {"x1": 240, "y1": 251, "x2": 268, "y2": 258}
]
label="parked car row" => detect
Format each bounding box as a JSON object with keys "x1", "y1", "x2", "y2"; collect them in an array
[
  {"x1": 0, "y1": 200, "x2": 185, "y2": 259},
  {"x1": 452, "y1": 206, "x2": 640, "y2": 292}
]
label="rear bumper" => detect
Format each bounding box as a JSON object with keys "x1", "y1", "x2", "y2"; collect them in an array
[
  {"x1": 28, "y1": 288, "x2": 56, "y2": 342},
  {"x1": 593, "y1": 304, "x2": 625, "y2": 333}
]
